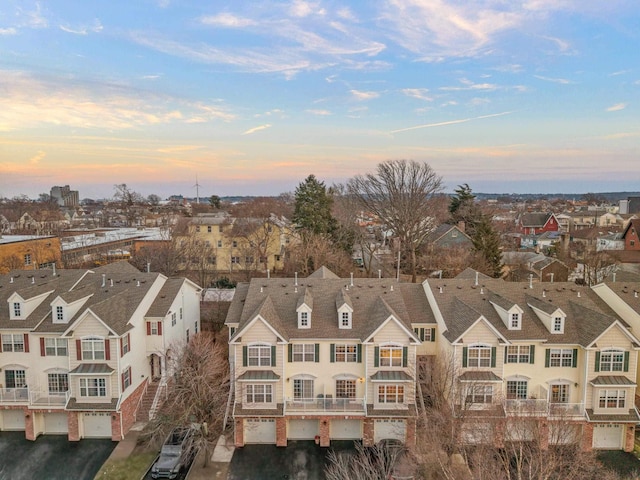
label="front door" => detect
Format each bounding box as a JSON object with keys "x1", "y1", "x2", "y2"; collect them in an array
[{"x1": 150, "y1": 354, "x2": 162, "y2": 381}]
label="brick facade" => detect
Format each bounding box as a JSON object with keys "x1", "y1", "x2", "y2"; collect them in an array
[
  {"x1": 581, "y1": 423, "x2": 593, "y2": 451},
  {"x1": 276, "y1": 417, "x2": 287, "y2": 447},
  {"x1": 234, "y1": 419, "x2": 244, "y2": 447},
  {"x1": 68, "y1": 411, "x2": 80, "y2": 441},
  {"x1": 363, "y1": 418, "x2": 374, "y2": 446},
  {"x1": 119, "y1": 378, "x2": 148, "y2": 437},
  {"x1": 24, "y1": 409, "x2": 35, "y2": 441},
  {"x1": 624, "y1": 425, "x2": 635, "y2": 452}
]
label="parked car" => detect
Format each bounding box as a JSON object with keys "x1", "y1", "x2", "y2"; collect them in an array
[{"x1": 150, "y1": 427, "x2": 195, "y2": 479}]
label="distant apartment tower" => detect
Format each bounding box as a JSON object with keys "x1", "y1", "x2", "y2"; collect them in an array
[
  {"x1": 50, "y1": 185, "x2": 79, "y2": 207},
  {"x1": 619, "y1": 197, "x2": 640, "y2": 215}
]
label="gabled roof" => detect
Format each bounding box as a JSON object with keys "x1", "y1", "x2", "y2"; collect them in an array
[
  {"x1": 519, "y1": 212, "x2": 554, "y2": 228},
  {"x1": 622, "y1": 218, "x2": 640, "y2": 239},
  {"x1": 455, "y1": 268, "x2": 491, "y2": 281},
  {"x1": 308, "y1": 266, "x2": 340, "y2": 279}
]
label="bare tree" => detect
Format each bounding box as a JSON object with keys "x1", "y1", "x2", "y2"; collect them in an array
[
  {"x1": 325, "y1": 441, "x2": 414, "y2": 480},
  {"x1": 284, "y1": 232, "x2": 354, "y2": 277},
  {"x1": 347, "y1": 160, "x2": 445, "y2": 282}
]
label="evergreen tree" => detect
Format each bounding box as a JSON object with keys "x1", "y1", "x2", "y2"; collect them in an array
[
  {"x1": 293, "y1": 175, "x2": 337, "y2": 236},
  {"x1": 472, "y1": 215, "x2": 503, "y2": 278},
  {"x1": 449, "y1": 183, "x2": 481, "y2": 235}
]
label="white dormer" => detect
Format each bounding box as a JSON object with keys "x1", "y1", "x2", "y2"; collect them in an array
[
  {"x1": 489, "y1": 294, "x2": 523, "y2": 331},
  {"x1": 8, "y1": 289, "x2": 53, "y2": 320},
  {"x1": 336, "y1": 289, "x2": 353, "y2": 329},
  {"x1": 528, "y1": 298, "x2": 566, "y2": 335},
  {"x1": 508, "y1": 309, "x2": 523, "y2": 330},
  {"x1": 296, "y1": 288, "x2": 313, "y2": 329},
  {"x1": 50, "y1": 294, "x2": 92, "y2": 325}
]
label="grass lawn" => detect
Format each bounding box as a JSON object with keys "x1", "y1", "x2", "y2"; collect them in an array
[
  {"x1": 597, "y1": 450, "x2": 640, "y2": 478},
  {"x1": 94, "y1": 451, "x2": 157, "y2": 480}
]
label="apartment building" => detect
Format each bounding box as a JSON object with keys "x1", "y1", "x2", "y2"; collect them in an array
[{"x1": 0, "y1": 262, "x2": 201, "y2": 441}]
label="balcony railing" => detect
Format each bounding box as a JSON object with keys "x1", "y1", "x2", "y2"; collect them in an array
[
  {"x1": 29, "y1": 390, "x2": 69, "y2": 407},
  {"x1": 548, "y1": 402, "x2": 584, "y2": 417},
  {"x1": 505, "y1": 399, "x2": 584, "y2": 417},
  {"x1": 0, "y1": 387, "x2": 29, "y2": 404},
  {"x1": 285, "y1": 397, "x2": 366, "y2": 414}
]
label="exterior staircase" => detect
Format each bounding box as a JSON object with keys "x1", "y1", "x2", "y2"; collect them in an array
[{"x1": 136, "y1": 381, "x2": 160, "y2": 422}]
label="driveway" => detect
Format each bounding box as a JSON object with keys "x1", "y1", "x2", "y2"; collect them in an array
[
  {"x1": 228, "y1": 441, "x2": 355, "y2": 480},
  {"x1": 0, "y1": 432, "x2": 116, "y2": 480}
]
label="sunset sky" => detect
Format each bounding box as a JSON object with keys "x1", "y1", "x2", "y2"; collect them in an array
[{"x1": 1, "y1": 0, "x2": 638, "y2": 200}]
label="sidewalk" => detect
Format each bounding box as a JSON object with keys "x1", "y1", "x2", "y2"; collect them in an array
[
  {"x1": 106, "y1": 422, "x2": 145, "y2": 461},
  {"x1": 187, "y1": 436, "x2": 234, "y2": 480}
]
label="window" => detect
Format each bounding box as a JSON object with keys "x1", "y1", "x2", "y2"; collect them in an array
[
  {"x1": 48, "y1": 373, "x2": 68, "y2": 395},
  {"x1": 231, "y1": 256, "x2": 240, "y2": 264},
  {"x1": 207, "y1": 225, "x2": 212, "y2": 233},
  {"x1": 24, "y1": 253, "x2": 31, "y2": 265},
  {"x1": 378, "y1": 385, "x2": 404, "y2": 403},
  {"x1": 2, "y1": 334, "x2": 25, "y2": 352},
  {"x1": 195, "y1": 321, "x2": 198, "y2": 333},
  {"x1": 599, "y1": 389, "x2": 626, "y2": 408},
  {"x1": 195, "y1": 225, "x2": 201, "y2": 232},
  {"x1": 208, "y1": 256, "x2": 216, "y2": 264},
  {"x1": 217, "y1": 240, "x2": 222, "y2": 248},
  {"x1": 468, "y1": 345, "x2": 491, "y2": 367},
  {"x1": 13, "y1": 302, "x2": 21, "y2": 317},
  {"x1": 510, "y1": 313, "x2": 520, "y2": 329},
  {"x1": 335, "y1": 344, "x2": 358, "y2": 362},
  {"x1": 5, "y1": 369, "x2": 26, "y2": 389},
  {"x1": 336, "y1": 380, "x2": 356, "y2": 399},
  {"x1": 121, "y1": 335, "x2": 130, "y2": 355},
  {"x1": 149, "y1": 321, "x2": 159, "y2": 335},
  {"x1": 246, "y1": 384, "x2": 272, "y2": 403},
  {"x1": 340, "y1": 311, "x2": 351, "y2": 328},
  {"x1": 553, "y1": 317, "x2": 563, "y2": 333},
  {"x1": 171, "y1": 312, "x2": 177, "y2": 326},
  {"x1": 299, "y1": 311, "x2": 309, "y2": 328},
  {"x1": 80, "y1": 378, "x2": 106, "y2": 397},
  {"x1": 549, "y1": 349, "x2": 573, "y2": 367},
  {"x1": 186, "y1": 329, "x2": 190, "y2": 343},
  {"x1": 45, "y1": 338, "x2": 68, "y2": 356},
  {"x1": 232, "y1": 240, "x2": 238, "y2": 248},
  {"x1": 466, "y1": 385, "x2": 493, "y2": 404},
  {"x1": 380, "y1": 346, "x2": 403, "y2": 367},
  {"x1": 550, "y1": 384, "x2": 568, "y2": 403},
  {"x1": 56, "y1": 306, "x2": 64, "y2": 322},
  {"x1": 292, "y1": 344, "x2": 315, "y2": 362},
  {"x1": 180, "y1": 307, "x2": 183, "y2": 320},
  {"x1": 81, "y1": 338, "x2": 105, "y2": 360},
  {"x1": 506, "y1": 380, "x2": 528, "y2": 399},
  {"x1": 248, "y1": 344, "x2": 272, "y2": 366},
  {"x1": 599, "y1": 350, "x2": 625, "y2": 372},
  {"x1": 122, "y1": 368, "x2": 131, "y2": 390},
  {"x1": 293, "y1": 379, "x2": 314, "y2": 401},
  {"x1": 245, "y1": 256, "x2": 254, "y2": 264},
  {"x1": 506, "y1": 345, "x2": 531, "y2": 364},
  {"x1": 219, "y1": 225, "x2": 223, "y2": 233},
  {"x1": 413, "y1": 327, "x2": 433, "y2": 342}
]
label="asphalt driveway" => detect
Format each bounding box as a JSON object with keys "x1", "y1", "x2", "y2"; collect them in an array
[
  {"x1": 0, "y1": 432, "x2": 117, "y2": 480},
  {"x1": 228, "y1": 440, "x2": 355, "y2": 480}
]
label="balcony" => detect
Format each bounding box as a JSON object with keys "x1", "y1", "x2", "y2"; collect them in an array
[
  {"x1": 505, "y1": 399, "x2": 585, "y2": 418},
  {"x1": 285, "y1": 396, "x2": 366, "y2": 414},
  {"x1": 29, "y1": 390, "x2": 69, "y2": 408},
  {"x1": 548, "y1": 402, "x2": 584, "y2": 417},
  {"x1": 0, "y1": 387, "x2": 29, "y2": 404}
]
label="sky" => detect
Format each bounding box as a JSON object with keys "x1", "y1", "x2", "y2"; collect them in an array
[{"x1": 0, "y1": 0, "x2": 639, "y2": 200}]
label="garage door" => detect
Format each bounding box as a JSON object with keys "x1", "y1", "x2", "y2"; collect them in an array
[
  {"x1": 244, "y1": 418, "x2": 276, "y2": 444},
  {"x1": 374, "y1": 419, "x2": 406, "y2": 443},
  {"x1": 82, "y1": 412, "x2": 112, "y2": 438},
  {"x1": 330, "y1": 419, "x2": 361, "y2": 439},
  {"x1": 1, "y1": 409, "x2": 25, "y2": 431},
  {"x1": 288, "y1": 419, "x2": 319, "y2": 440},
  {"x1": 593, "y1": 424, "x2": 623, "y2": 449},
  {"x1": 44, "y1": 412, "x2": 69, "y2": 434}
]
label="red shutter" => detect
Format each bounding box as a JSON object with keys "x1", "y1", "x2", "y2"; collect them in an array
[
  {"x1": 24, "y1": 334, "x2": 29, "y2": 353},
  {"x1": 146, "y1": 322, "x2": 151, "y2": 335},
  {"x1": 120, "y1": 338, "x2": 124, "y2": 357},
  {"x1": 121, "y1": 372, "x2": 125, "y2": 391},
  {"x1": 105, "y1": 339, "x2": 111, "y2": 360},
  {"x1": 127, "y1": 333, "x2": 131, "y2": 353},
  {"x1": 76, "y1": 339, "x2": 82, "y2": 360},
  {"x1": 40, "y1": 337, "x2": 46, "y2": 356},
  {"x1": 157, "y1": 322, "x2": 162, "y2": 336}
]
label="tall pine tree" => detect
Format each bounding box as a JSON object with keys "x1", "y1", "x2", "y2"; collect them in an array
[{"x1": 293, "y1": 175, "x2": 338, "y2": 236}]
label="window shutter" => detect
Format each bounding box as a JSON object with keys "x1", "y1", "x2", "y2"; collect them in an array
[
  {"x1": 430, "y1": 328, "x2": 436, "y2": 342},
  {"x1": 121, "y1": 372, "x2": 125, "y2": 391},
  {"x1": 374, "y1": 347, "x2": 379, "y2": 367},
  {"x1": 315, "y1": 344, "x2": 320, "y2": 362},
  {"x1": 595, "y1": 351, "x2": 600, "y2": 372},
  {"x1": 403, "y1": 346, "x2": 408, "y2": 367},
  {"x1": 40, "y1": 337, "x2": 46, "y2": 356},
  {"x1": 357, "y1": 344, "x2": 362, "y2": 363},
  {"x1": 76, "y1": 339, "x2": 82, "y2": 360},
  {"x1": 491, "y1": 347, "x2": 496, "y2": 368},
  {"x1": 572, "y1": 348, "x2": 578, "y2": 368},
  {"x1": 24, "y1": 334, "x2": 29, "y2": 353},
  {"x1": 146, "y1": 322, "x2": 151, "y2": 335},
  {"x1": 330, "y1": 344, "x2": 335, "y2": 363},
  {"x1": 624, "y1": 351, "x2": 630, "y2": 372},
  {"x1": 545, "y1": 349, "x2": 550, "y2": 368},
  {"x1": 157, "y1": 322, "x2": 162, "y2": 336},
  {"x1": 0, "y1": 341, "x2": 2, "y2": 353},
  {"x1": 105, "y1": 339, "x2": 111, "y2": 360},
  {"x1": 288, "y1": 344, "x2": 293, "y2": 362},
  {"x1": 529, "y1": 345, "x2": 535, "y2": 364},
  {"x1": 413, "y1": 328, "x2": 419, "y2": 339},
  {"x1": 242, "y1": 346, "x2": 248, "y2": 367},
  {"x1": 120, "y1": 338, "x2": 124, "y2": 357},
  {"x1": 271, "y1": 345, "x2": 276, "y2": 367},
  {"x1": 462, "y1": 347, "x2": 468, "y2": 368},
  {"x1": 504, "y1": 346, "x2": 508, "y2": 363},
  {"x1": 127, "y1": 334, "x2": 131, "y2": 353}
]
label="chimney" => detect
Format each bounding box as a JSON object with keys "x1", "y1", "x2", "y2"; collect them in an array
[
  {"x1": 102, "y1": 274, "x2": 106, "y2": 288},
  {"x1": 457, "y1": 221, "x2": 465, "y2": 233},
  {"x1": 350, "y1": 273, "x2": 354, "y2": 287}
]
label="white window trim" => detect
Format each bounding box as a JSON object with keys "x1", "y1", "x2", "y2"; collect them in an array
[
  {"x1": 79, "y1": 377, "x2": 107, "y2": 397},
  {"x1": 247, "y1": 342, "x2": 272, "y2": 367},
  {"x1": 599, "y1": 348, "x2": 625, "y2": 372},
  {"x1": 81, "y1": 336, "x2": 106, "y2": 361},
  {"x1": 379, "y1": 342, "x2": 404, "y2": 368},
  {"x1": 338, "y1": 308, "x2": 352, "y2": 329},
  {"x1": 292, "y1": 343, "x2": 315, "y2": 362},
  {"x1": 552, "y1": 315, "x2": 565, "y2": 334},
  {"x1": 467, "y1": 343, "x2": 492, "y2": 368}
]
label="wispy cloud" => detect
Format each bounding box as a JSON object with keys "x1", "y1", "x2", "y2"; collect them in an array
[
  {"x1": 541, "y1": 35, "x2": 572, "y2": 53},
  {"x1": 306, "y1": 109, "x2": 332, "y2": 116},
  {"x1": 0, "y1": 27, "x2": 17, "y2": 35},
  {"x1": 440, "y1": 78, "x2": 498, "y2": 91},
  {"x1": 609, "y1": 69, "x2": 631, "y2": 77},
  {"x1": 533, "y1": 74, "x2": 573, "y2": 84},
  {"x1": 289, "y1": 0, "x2": 325, "y2": 18},
  {"x1": 606, "y1": 103, "x2": 627, "y2": 112},
  {"x1": 242, "y1": 124, "x2": 272, "y2": 135},
  {"x1": 200, "y1": 13, "x2": 256, "y2": 28},
  {"x1": 401, "y1": 88, "x2": 432, "y2": 101},
  {"x1": 389, "y1": 111, "x2": 514, "y2": 134},
  {"x1": 350, "y1": 89, "x2": 380, "y2": 101},
  {"x1": 59, "y1": 19, "x2": 103, "y2": 35},
  {"x1": 29, "y1": 150, "x2": 46, "y2": 165},
  {"x1": 601, "y1": 131, "x2": 640, "y2": 140}
]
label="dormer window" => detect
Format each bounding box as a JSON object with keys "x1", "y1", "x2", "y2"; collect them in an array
[
  {"x1": 510, "y1": 313, "x2": 520, "y2": 329},
  {"x1": 299, "y1": 311, "x2": 309, "y2": 328},
  {"x1": 553, "y1": 316, "x2": 564, "y2": 333},
  {"x1": 13, "y1": 302, "x2": 21, "y2": 318},
  {"x1": 54, "y1": 305, "x2": 65, "y2": 323},
  {"x1": 340, "y1": 311, "x2": 351, "y2": 329}
]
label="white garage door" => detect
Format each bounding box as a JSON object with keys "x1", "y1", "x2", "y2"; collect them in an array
[
  {"x1": 593, "y1": 424, "x2": 623, "y2": 449},
  {"x1": 1, "y1": 409, "x2": 25, "y2": 431},
  {"x1": 374, "y1": 419, "x2": 406, "y2": 443},
  {"x1": 244, "y1": 419, "x2": 276, "y2": 444},
  {"x1": 83, "y1": 412, "x2": 112, "y2": 438},
  {"x1": 44, "y1": 412, "x2": 69, "y2": 434},
  {"x1": 330, "y1": 419, "x2": 361, "y2": 439},
  {"x1": 288, "y1": 419, "x2": 319, "y2": 440}
]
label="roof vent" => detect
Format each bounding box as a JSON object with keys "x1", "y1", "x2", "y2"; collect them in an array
[
  {"x1": 350, "y1": 273, "x2": 354, "y2": 287},
  {"x1": 577, "y1": 291, "x2": 581, "y2": 298},
  {"x1": 31, "y1": 277, "x2": 35, "y2": 284},
  {"x1": 480, "y1": 287, "x2": 484, "y2": 295},
  {"x1": 390, "y1": 285, "x2": 394, "y2": 292},
  {"x1": 294, "y1": 272, "x2": 298, "y2": 286},
  {"x1": 439, "y1": 286, "x2": 443, "y2": 294},
  {"x1": 10, "y1": 277, "x2": 14, "y2": 283},
  {"x1": 102, "y1": 274, "x2": 106, "y2": 287}
]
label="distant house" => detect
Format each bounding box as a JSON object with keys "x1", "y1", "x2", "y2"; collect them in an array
[
  {"x1": 424, "y1": 224, "x2": 473, "y2": 251},
  {"x1": 622, "y1": 219, "x2": 640, "y2": 251},
  {"x1": 517, "y1": 212, "x2": 559, "y2": 235},
  {"x1": 502, "y1": 251, "x2": 569, "y2": 283}
]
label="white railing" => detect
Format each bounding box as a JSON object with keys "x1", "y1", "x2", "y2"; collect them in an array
[
  {"x1": 548, "y1": 402, "x2": 584, "y2": 417},
  {"x1": 505, "y1": 399, "x2": 584, "y2": 417},
  {"x1": 149, "y1": 382, "x2": 167, "y2": 420},
  {"x1": 285, "y1": 397, "x2": 366, "y2": 413},
  {"x1": 29, "y1": 390, "x2": 69, "y2": 407},
  {"x1": 0, "y1": 387, "x2": 29, "y2": 404}
]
